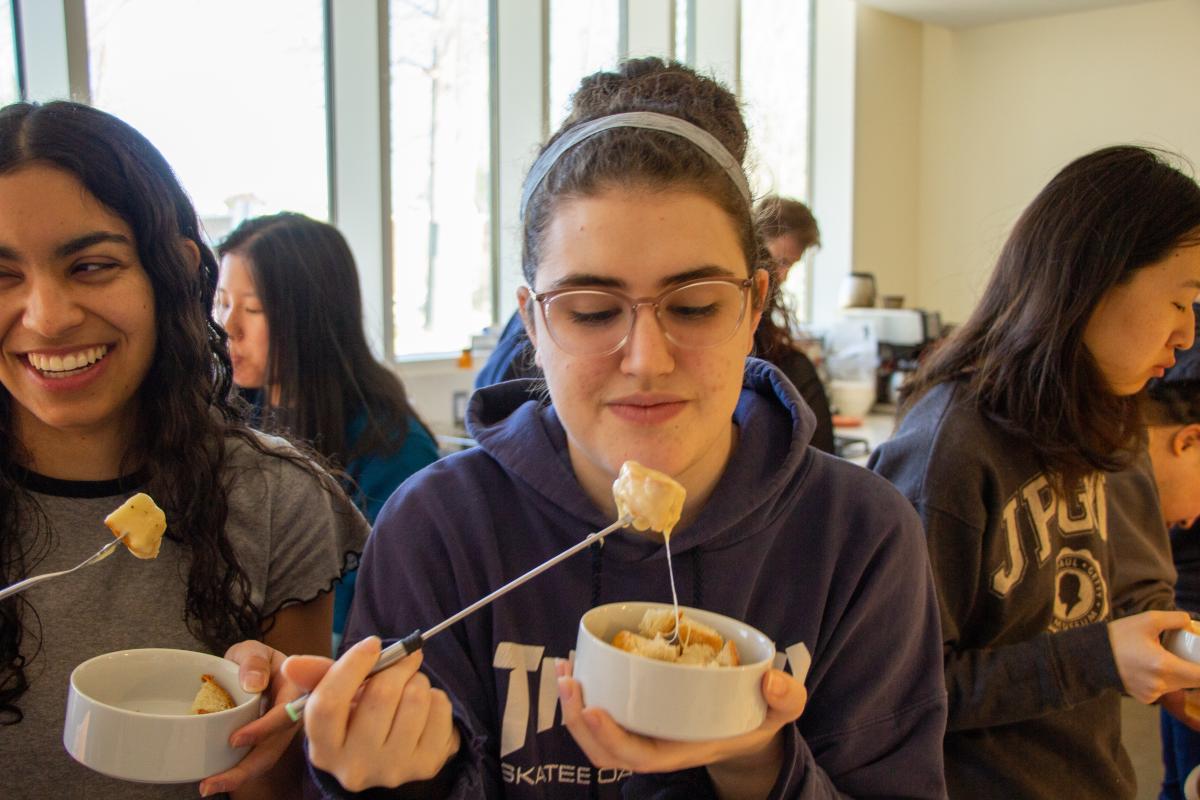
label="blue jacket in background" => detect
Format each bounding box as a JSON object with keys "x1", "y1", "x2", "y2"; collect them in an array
[{"x1": 333, "y1": 414, "x2": 440, "y2": 638}]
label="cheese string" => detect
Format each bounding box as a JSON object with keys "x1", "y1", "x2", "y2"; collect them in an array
[{"x1": 664, "y1": 532, "x2": 683, "y2": 645}]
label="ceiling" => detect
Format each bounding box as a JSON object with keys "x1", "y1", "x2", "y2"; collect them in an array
[{"x1": 853, "y1": 0, "x2": 1162, "y2": 29}]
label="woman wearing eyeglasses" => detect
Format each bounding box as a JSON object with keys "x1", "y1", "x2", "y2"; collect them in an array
[{"x1": 244, "y1": 58, "x2": 946, "y2": 799}]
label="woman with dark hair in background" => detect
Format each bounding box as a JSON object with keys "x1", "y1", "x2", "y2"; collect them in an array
[
  {"x1": 215, "y1": 213, "x2": 439, "y2": 648},
  {"x1": 753, "y1": 195, "x2": 833, "y2": 453},
  {"x1": 869, "y1": 145, "x2": 1200, "y2": 799},
  {"x1": 0, "y1": 102, "x2": 366, "y2": 799}
]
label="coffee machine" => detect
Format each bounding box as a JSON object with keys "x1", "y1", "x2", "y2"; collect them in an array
[{"x1": 835, "y1": 307, "x2": 942, "y2": 405}]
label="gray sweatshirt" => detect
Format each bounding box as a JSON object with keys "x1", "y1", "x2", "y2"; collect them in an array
[{"x1": 869, "y1": 381, "x2": 1170, "y2": 800}]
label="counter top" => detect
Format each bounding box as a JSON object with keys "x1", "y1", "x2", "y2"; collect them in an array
[{"x1": 835, "y1": 406, "x2": 899, "y2": 465}]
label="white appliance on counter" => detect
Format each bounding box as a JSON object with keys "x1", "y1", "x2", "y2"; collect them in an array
[
  {"x1": 830, "y1": 307, "x2": 944, "y2": 406},
  {"x1": 836, "y1": 308, "x2": 927, "y2": 347}
]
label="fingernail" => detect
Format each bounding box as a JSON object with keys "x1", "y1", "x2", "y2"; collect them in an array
[
  {"x1": 766, "y1": 673, "x2": 782, "y2": 696},
  {"x1": 245, "y1": 670, "x2": 267, "y2": 692},
  {"x1": 200, "y1": 781, "x2": 224, "y2": 797},
  {"x1": 230, "y1": 733, "x2": 251, "y2": 748},
  {"x1": 557, "y1": 676, "x2": 572, "y2": 701},
  {"x1": 555, "y1": 658, "x2": 568, "y2": 677}
]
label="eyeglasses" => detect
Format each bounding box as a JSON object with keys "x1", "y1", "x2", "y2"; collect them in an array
[{"x1": 529, "y1": 277, "x2": 755, "y2": 357}]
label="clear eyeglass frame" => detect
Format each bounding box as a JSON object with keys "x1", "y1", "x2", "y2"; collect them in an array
[{"x1": 529, "y1": 276, "x2": 755, "y2": 357}]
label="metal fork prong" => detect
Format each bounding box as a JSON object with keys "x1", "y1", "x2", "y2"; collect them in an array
[{"x1": 81, "y1": 535, "x2": 126, "y2": 568}]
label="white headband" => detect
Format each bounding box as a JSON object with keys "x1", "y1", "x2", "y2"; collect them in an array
[{"x1": 519, "y1": 111, "x2": 751, "y2": 221}]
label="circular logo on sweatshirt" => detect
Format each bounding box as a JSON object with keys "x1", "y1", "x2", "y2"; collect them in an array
[{"x1": 1050, "y1": 548, "x2": 1108, "y2": 631}]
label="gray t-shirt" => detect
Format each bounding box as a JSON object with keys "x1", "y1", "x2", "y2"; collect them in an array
[{"x1": 1, "y1": 433, "x2": 370, "y2": 799}]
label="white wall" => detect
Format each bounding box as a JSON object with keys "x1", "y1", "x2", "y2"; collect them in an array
[
  {"x1": 853, "y1": 7, "x2": 922, "y2": 308},
  {"x1": 913, "y1": 0, "x2": 1200, "y2": 323}
]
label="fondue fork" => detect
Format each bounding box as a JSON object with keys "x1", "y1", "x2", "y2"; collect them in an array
[
  {"x1": 0, "y1": 534, "x2": 127, "y2": 601},
  {"x1": 285, "y1": 516, "x2": 633, "y2": 722}
]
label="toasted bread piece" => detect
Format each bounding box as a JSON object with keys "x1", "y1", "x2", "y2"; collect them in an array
[
  {"x1": 638, "y1": 607, "x2": 681, "y2": 639},
  {"x1": 190, "y1": 674, "x2": 235, "y2": 715},
  {"x1": 611, "y1": 631, "x2": 680, "y2": 662},
  {"x1": 612, "y1": 461, "x2": 686, "y2": 536},
  {"x1": 105, "y1": 493, "x2": 167, "y2": 560},
  {"x1": 611, "y1": 629, "x2": 640, "y2": 653},
  {"x1": 714, "y1": 639, "x2": 740, "y2": 667},
  {"x1": 637, "y1": 608, "x2": 724, "y2": 652},
  {"x1": 676, "y1": 642, "x2": 718, "y2": 665}
]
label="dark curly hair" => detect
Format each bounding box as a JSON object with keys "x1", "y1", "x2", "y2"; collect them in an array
[
  {"x1": 0, "y1": 101, "x2": 341, "y2": 723},
  {"x1": 521, "y1": 57, "x2": 769, "y2": 295},
  {"x1": 1144, "y1": 380, "x2": 1200, "y2": 427}
]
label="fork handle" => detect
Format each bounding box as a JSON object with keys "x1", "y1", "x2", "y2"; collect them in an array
[
  {"x1": 284, "y1": 629, "x2": 423, "y2": 722},
  {"x1": 0, "y1": 537, "x2": 122, "y2": 602},
  {"x1": 0, "y1": 570, "x2": 69, "y2": 601}
]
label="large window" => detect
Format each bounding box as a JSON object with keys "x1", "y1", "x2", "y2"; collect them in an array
[
  {"x1": 389, "y1": 0, "x2": 491, "y2": 357},
  {"x1": 0, "y1": 1, "x2": 17, "y2": 106},
  {"x1": 740, "y1": 0, "x2": 813, "y2": 318},
  {"x1": 741, "y1": 0, "x2": 812, "y2": 200},
  {"x1": 85, "y1": 0, "x2": 328, "y2": 243},
  {"x1": 548, "y1": 0, "x2": 619, "y2": 132},
  {"x1": 23, "y1": 1, "x2": 812, "y2": 361},
  {"x1": 675, "y1": 0, "x2": 691, "y2": 65}
]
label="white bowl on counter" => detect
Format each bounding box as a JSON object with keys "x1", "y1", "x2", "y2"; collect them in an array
[{"x1": 830, "y1": 379, "x2": 877, "y2": 418}]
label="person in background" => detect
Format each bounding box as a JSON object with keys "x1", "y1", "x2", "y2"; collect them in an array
[
  {"x1": 753, "y1": 195, "x2": 833, "y2": 453},
  {"x1": 215, "y1": 213, "x2": 439, "y2": 651},
  {"x1": 475, "y1": 197, "x2": 835, "y2": 453},
  {"x1": 236, "y1": 57, "x2": 947, "y2": 798},
  {"x1": 473, "y1": 308, "x2": 541, "y2": 388},
  {"x1": 868, "y1": 145, "x2": 1200, "y2": 799},
  {"x1": 1143, "y1": 342, "x2": 1200, "y2": 800},
  {"x1": 0, "y1": 101, "x2": 367, "y2": 800}
]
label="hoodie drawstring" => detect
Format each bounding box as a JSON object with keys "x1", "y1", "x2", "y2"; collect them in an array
[
  {"x1": 590, "y1": 540, "x2": 604, "y2": 607},
  {"x1": 588, "y1": 541, "x2": 604, "y2": 799}
]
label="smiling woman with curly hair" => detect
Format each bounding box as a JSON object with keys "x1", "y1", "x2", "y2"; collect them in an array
[{"x1": 0, "y1": 101, "x2": 367, "y2": 799}]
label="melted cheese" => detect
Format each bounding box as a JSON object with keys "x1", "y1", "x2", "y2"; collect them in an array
[
  {"x1": 612, "y1": 461, "x2": 686, "y2": 537},
  {"x1": 105, "y1": 493, "x2": 167, "y2": 560}
]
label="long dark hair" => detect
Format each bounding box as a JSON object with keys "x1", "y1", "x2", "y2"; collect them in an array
[
  {"x1": 217, "y1": 213, "x2": 431, "y2": 469},
  {"x1": 903, "y1": 145, "x2": 1200, "y2": 489},
  {"x1": 0, "y1": 102, "x2": 328, "y2": 723}
]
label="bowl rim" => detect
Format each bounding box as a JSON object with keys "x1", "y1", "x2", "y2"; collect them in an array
[
  {"x1": 68, "y1": 647, "x2": 259, "y2": 720},
  {"x1": 579, "y1": 601, "x2": 776, "y2": 672}
]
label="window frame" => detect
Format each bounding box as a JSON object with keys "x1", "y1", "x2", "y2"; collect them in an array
[{"x1": 17, "y1": 0, "x2": 814, "y2": 362}]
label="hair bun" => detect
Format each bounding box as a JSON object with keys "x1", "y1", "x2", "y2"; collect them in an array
[{"x1": 564, "y1": 57, "x2": 747, "y2": 165}]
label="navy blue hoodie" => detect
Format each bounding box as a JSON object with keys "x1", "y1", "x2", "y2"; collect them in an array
[{"x1": 309, "y1": 359, "x2": 947, "y2": 799}]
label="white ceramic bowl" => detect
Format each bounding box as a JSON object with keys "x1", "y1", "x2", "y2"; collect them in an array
[
  {"x1": 573, "y1": 602, "x2": 775, "y2": 741},
  {"x1": 64, "y1": 648, "x2": 261, "y2": 783},
  {"x1": 830, "y1": 379, "x2": 877, "y2": 418},
  {"x1": 1166, "y1": 621, "x2": 1200, "y2": 663}
]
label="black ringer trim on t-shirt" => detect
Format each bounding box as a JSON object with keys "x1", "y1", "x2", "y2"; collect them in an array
[{"x1": 17, "y1": 468, "x2": 147, "y2": 499}]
